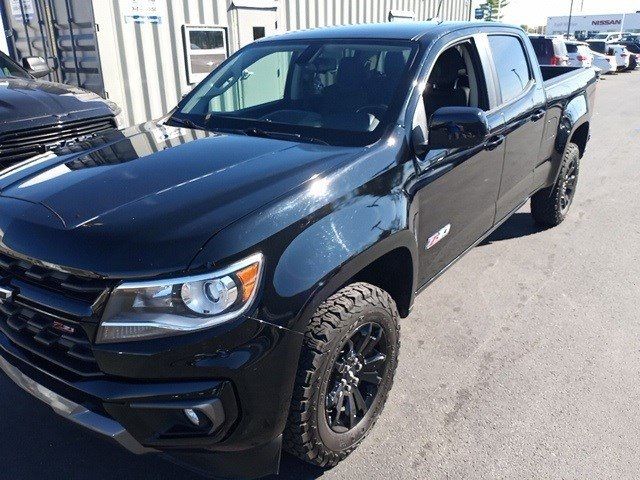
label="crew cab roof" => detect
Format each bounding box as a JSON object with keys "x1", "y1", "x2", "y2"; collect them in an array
[{"x1": 257, "y1": 21, "x2": 522, "y2": 44}]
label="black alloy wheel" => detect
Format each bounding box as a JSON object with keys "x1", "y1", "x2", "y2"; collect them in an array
[
  {"x1": 284, "y1": 282, "x2": 400, "y2": 468},
  {"x1": 531, "y1": 142, "x2": 581, "y2": 227},
  {"x1": 324, "y1": 322, "x2": 388, "y2": 433},
  {"x1": 559, "y1": 157, "x2": 578, "y2": 214}
]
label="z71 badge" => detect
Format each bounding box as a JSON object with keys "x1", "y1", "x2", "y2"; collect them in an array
[{"x1": 426, "y1": 224, "x2": 451, "y2": 250}]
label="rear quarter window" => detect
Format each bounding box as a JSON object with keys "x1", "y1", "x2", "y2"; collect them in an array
[{"x1": 588, "y1": 41, "x2": 606, "y2": 54}]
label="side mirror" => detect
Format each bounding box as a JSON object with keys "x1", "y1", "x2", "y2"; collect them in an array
[
  {"x1": 22, "y1": 56, "x2": 52, "y2": 78},
  {"x1": 427, "y1": 107, "x2": 489, "y2": 150}
]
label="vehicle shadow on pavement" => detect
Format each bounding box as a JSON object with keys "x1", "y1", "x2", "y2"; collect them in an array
[
  {"x1": 0, "y1": 373, "x2": 324, "y2": 480},
  {"x1": 479, "y1": 212, "x2": 544, "y2": 246},
  {"x1": 263, "y1": 454, "x2": 325, "y2": 480}
]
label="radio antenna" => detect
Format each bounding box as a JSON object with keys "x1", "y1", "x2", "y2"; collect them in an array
[{"x1": 428, "y1": 0, "x2": 445, "y2": 22}]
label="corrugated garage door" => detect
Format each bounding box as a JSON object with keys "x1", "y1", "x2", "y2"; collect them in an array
[{"x1": 1, "y1": 0, "x2": 104, "y2": 95}]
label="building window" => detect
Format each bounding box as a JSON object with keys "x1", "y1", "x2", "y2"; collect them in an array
[
  {"x1": 253, "y1": 27, "x2": 266, "y2": 40},
  {"x1": 182, "y1": 25, "x2": 228, "y2": 84}
]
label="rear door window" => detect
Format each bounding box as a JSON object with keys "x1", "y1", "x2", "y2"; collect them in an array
[{"x1": 488, "y1": 35, "x2": 532, "y2": 104}]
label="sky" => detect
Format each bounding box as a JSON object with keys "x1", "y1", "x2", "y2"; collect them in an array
[{"x1": 473, "y1": 0, "x2": 640, "y2": 27}]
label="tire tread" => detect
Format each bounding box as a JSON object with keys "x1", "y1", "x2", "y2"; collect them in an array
[
  {"x1": 283, "y1": 282, "x2": 400, "y2": 468},
  {"x1": 531, "y1": 142, "x2": 580, "y2": 227}
]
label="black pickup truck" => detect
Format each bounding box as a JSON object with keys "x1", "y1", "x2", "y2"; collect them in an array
[{"x1": 0, "y1": 22, "x2": 595, "y2": 479}]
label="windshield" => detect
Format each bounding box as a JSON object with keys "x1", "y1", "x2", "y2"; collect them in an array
[
  {"x1": 172, "y1": 40, "x2": 418, "y2": 146},
  {"x1": 0, "y1": 53, "x2": 30, "y2": 79}
]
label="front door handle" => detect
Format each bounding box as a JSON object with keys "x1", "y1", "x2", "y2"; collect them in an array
[
  {"x1": 484, "y1": 135, "x2": 504, "y2": 151},
  {"x1": 530, "y1": 109, "x2": 546, "y2": 122}
]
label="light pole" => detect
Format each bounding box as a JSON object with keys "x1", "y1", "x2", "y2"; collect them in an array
[{"x1": 566, "y1": 0, "x2": 575, "y2": 39}]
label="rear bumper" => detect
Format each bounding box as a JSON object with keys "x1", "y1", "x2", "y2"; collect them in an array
[{"x1": 0, "y1": 314, "x2": 304, "y2": 479}]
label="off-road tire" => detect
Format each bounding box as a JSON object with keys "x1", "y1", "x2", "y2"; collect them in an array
[
  {"x1": 531, "y1": 142, "x2": 580, "y2": 227},
  {"x1": 283, "y1": 282, "x2": 400, "y2": 468}
]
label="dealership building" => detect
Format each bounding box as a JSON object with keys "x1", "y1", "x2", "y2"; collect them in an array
[
  {"x1": 0, "y1": 0, "x2": 471, "y2": 127},
  {"x1": 546, "y1": 12, "x2": 640, "y2": 38}
]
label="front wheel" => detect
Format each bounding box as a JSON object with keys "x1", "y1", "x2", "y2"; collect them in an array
[
  {"x1": 283, "y1": 282, "x2": 400, "y2": 467},
  {"x1": 531, "y1": 142, "x2": 580, "y2": 227}
]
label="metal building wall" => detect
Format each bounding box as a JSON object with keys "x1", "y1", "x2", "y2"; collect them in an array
[
  {"x1": 93, "y1": 0, "x2": 471, "y2": 127},
  {"x1": 278, "y1": 0, "x2": 470, "y2": 30},
  {"x1": 92, "y1": 0, "x2": 230, "y2": 127}
]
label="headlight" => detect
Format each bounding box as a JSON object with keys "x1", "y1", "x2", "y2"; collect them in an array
[{"x1": 96, "y1": 253, "x2": 263, "y2": 343}]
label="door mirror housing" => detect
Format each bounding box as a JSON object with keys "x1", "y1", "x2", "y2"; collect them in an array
[
  {"x1": 427, "y1": 107, "x2": 489, "y2": 150},
  {"x1": 22, "y1": 56, "x2": 52, "y2": 78}
]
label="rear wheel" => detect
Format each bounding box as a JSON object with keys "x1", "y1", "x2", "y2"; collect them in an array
[
  {"x1": 531, "y1": 142, "x2": 580, "y2": 227},
  {"x1": 284, "y1": 282, "x2": 400, "y2": 467}
]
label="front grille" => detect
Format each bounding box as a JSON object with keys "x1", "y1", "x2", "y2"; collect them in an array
[
  {"x1": 0, "y1": 116, "x2": 117, "y2": 168},
  {"x1": 0, "y1": 252, "x2": 113, "y2": 377}
]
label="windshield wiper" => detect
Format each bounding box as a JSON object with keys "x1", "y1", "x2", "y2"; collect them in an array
[
  {"x1": 165, "y1": 116, "x2": 207, "y2": 131},
  {"x1": 242, "y1": 127, "x2": 329, "y2": 146}
]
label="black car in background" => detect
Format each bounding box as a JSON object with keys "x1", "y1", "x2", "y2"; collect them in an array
[{"x1": 0, "y1": 52, "x2": 120, "y2": 169}]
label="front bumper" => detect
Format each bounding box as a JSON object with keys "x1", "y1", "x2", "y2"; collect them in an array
[
  {"x1": 0, "y1": 313, "x2": 304, "y2": 479},
  {"x1": 0, "y1": 353, "x2": 151, "y2": 455}
]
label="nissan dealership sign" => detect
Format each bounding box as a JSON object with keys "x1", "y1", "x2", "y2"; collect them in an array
[{"x1": 547, "y1": 13, "x2": 640, "y2": 34}]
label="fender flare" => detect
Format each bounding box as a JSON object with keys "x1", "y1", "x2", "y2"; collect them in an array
[
  {"x1": 284, "y1": 229, "x2": 419, "y2": 334},
  {"x1": 552, "y1": 94, "x2": 589, "y2": 184}
]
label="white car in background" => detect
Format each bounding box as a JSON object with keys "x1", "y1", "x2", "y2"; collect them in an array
[
  {"x1": 565, "y1": 41, "x2": 593, "y2": 67},
  {"x1": 591, "y1": 51, "x2": 617, "y2": 74},
  {"x1": 606, "y1": 44, "x2": 631, "y2": 70},
  {"x1": 591, "y1": 32, "x2": 622, "y2": 42}
]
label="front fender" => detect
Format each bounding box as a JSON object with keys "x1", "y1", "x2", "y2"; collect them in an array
[
  {"x1": 189, "y1": 134, "x2": 416, "y2": 332},
  {"x1": 284, "y1": 229, "x2": 418, "y2": 333}
]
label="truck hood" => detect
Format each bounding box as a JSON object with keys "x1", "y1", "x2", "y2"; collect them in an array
[
  {"x1": 0, "y1": 122, "x2": 360, "y2": 278},
  {"x1": 0, "y1": 77, "x2": 113, "y2": 129}
]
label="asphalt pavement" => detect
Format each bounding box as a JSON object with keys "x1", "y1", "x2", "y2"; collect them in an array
[{"x1": 1, "y1": 69, "x2": 640, "y2": 480}]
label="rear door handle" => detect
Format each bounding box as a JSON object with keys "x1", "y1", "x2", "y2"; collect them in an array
[
  {"x1": 484, "y1": 135, "x2": 504, "y2": 151},
  {"x1": 530, "y1": 109, "x2": 546, "y2": 122}
]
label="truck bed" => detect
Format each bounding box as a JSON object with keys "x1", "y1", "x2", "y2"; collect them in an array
[
  {"x1": 540, "y1": 65, "x2": 583, "y2": 82},
  {"x1": 541, "y1": 65, "x2": 598, "y2": 104}
]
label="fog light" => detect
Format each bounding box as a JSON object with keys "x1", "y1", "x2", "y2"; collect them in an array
[{"x1": 184, "y1": 408, "x2": 201, "y2": 426}]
